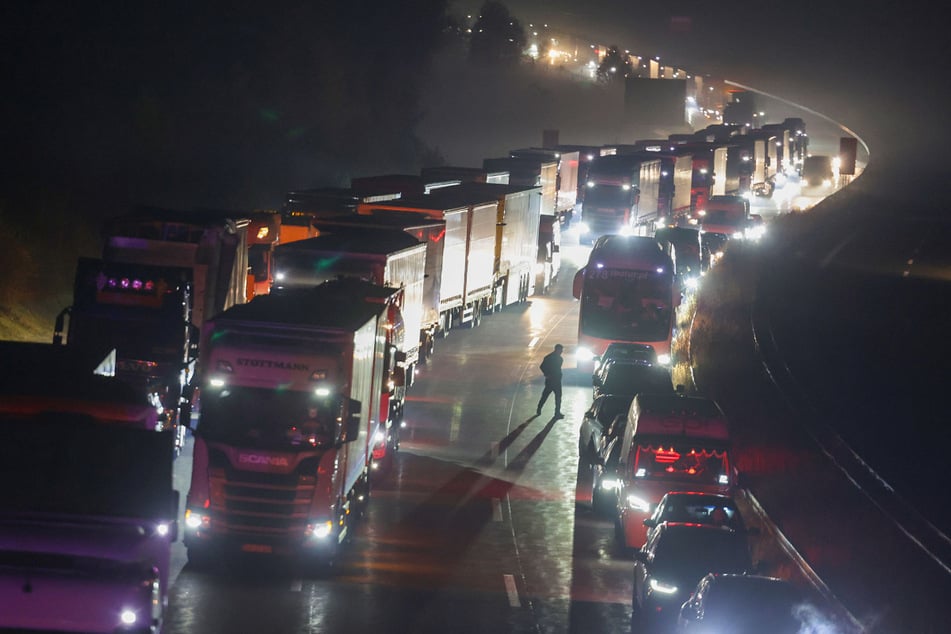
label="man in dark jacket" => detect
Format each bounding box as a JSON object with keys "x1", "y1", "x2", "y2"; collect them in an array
[{"x1": 536, "y1": 344, "x2": 564, "y2": 418}]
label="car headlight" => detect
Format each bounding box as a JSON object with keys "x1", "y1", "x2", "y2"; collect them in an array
[
  {"x1": 184, "y1": 508, "x2": 209, "y2": 530},
  {"x1": 576, "y1": 347, "x2": 595, "y2": 362},
  {"x1": 656, "y1": 353, "x2": 671, "y2": 366},
  {"x1": 684, "y1": 276, "x2": 699, "y2": 291},
  {"x1": 600, "y1": 477, "x2": 620, "y2": 490},
  {"x1": 649, "y1": 578, "x2": 679, "y2": 594},
  {"x1": 578, "y1": 222, "x2": 590, "y2": 234},
  {"x1": 732, "y1": 231, "x2": 745, "y2": 240},
  {"x1": 627, "y1": 494, "x2": 650, "y2": 511}
]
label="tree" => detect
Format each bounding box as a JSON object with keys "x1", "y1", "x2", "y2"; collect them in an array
[
  {"x1": 596, "y1": 45, "x2": 632, "y2": 83},
  {"x1": 469, "y1": 1, "x2": 525, "y2": 66}
]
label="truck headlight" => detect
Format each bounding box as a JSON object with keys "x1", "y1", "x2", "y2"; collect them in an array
[
  {"x1": 119, "y1": 609, "x2": 138, "y2": 626},
  {"x1": 308, "y1": 520, "x2": 333, "y2": 539},
  {"x1": 184, "y1": 508, "x2": 209, "y2": 530}
]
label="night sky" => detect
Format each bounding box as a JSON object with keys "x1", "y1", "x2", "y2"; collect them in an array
[{"x1": 2, "y1": 0, "x2": 948, "y2": 214}]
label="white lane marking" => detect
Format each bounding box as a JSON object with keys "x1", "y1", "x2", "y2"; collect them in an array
[
  {"x1": 528, "y1": 336, "x2": 539, "y2": 349},
  {"x1": 290, "y1": 578, "x2": 302, "y2": 592},
  {"x1": 492, "y1": 497, "x2": 503, "y2": 522},
  {"x1": 503, "y1": 574, "x2": 521, "y2": 607}
]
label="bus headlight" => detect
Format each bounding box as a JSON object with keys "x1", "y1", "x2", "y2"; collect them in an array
[{"x1": 576, "y1": 347, "x2": 595, "y2": 362}]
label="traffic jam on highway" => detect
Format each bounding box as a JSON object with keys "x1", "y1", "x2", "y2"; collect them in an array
[{"x1": 0, "y1": 96, "x2": 863, "y2": 633}]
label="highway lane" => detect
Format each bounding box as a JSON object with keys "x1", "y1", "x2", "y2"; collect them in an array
[{"x1": 157, "y1": 227, "x2": 865, "y2": 633}]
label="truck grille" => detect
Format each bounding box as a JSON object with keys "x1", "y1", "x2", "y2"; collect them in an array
[{"x1": 208, "y1": 450, "x2": 320, "y2": 537}]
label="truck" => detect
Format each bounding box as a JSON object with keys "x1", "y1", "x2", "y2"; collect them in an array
[
  {"x1": 482, "y1": 156, "x2": 558, "y2": 220},
  {"x1": 308, "y1": 209, "x2": 447, "y2": 364},
  {"x1": 247, "y1": 209, "x2": 282, "y2": 297},
  {"x1": 0, "y1": 341, "x2": 178, "y2": 634},
  {"x1": 270, "y1": 226, "x2": 425, "y2": 399},
  {"x1": 621, "y1": 144, "x2": 694, "y2": 226},
  {"x1": 356, "y1": 188, "x2": 498, "y2": 331},
  {"x1": 669, "y1": 141, "x2": 730, "y2": 222},
  {"x1": 444, "y1": 181, "x2": 541, "y2": 309},
  {"x1": 53, "y1": 207, "x2": 252, "y2": 452},
  {"x1": 536, "y1": 213, "x2": 562, "y2": 295},
  {"x1": 420, "y1": 166, "x2": 510, "y2": 185},
  {"x1": 183, "y1": 279, "x2": 397, "y2": 567},
  {"x1": 509, "y1": 147, "x2": 580, "y2": 226},
  {"x1": 699, "y1": 194, "x2": 763, "y2": 261},
  {"x1": 578, "y1": 154, "x2": 662, "y2": 243}
]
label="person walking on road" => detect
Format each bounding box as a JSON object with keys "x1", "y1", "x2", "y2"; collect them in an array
[{"x1": 536, "y1": 344, "x2": 564, "y2": 419}]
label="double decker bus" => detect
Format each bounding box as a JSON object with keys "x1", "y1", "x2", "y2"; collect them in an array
[{"x1": 572, "y1": 235, "x2": 680, "y2": 372}]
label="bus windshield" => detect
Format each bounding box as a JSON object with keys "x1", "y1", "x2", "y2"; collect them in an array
[{"x1": 579, "y1": 268, "x2": 673, "y2": 341}]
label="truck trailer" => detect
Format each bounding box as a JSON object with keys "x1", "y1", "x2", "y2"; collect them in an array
[
  {"x1": 356, "y1": 188, "x2": 497, "y2": 331},
  {"x1": 309, "y1": 209, "x2": 447, "y2": 364},
  {"x1": 443, "y1": 181, "x2": 541, "y2": 309},
  {"x1": 183, "y1": 280, "x2": 395, "y2": 567}
]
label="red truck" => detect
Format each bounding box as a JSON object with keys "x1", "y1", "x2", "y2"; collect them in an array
[{"x1": 183, "y1": 279, "x2": 395, "y2": 568}]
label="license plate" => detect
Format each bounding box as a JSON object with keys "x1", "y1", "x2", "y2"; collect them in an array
[{"x1": 241, "y1": 543, "x2": 272, "y2": 554}]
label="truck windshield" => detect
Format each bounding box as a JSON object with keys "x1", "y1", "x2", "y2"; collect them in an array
[
  {"x1": 580, "y1": 269, "x2": 673, "y2": 341},
  {"x1": 633, "y1": 442, "x2": 729, "y2": 486},
  {"x1": 0, "y1": 417, "x2": 174, "y2": 519},
  {"x1": 585, "y1": 185, "x2": 635, "y2": 208},
  {"x1": 198, "y1": 386, "x2": 340, "y2": 450}
]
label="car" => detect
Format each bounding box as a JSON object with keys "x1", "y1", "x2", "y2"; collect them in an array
[
  {"x1": 678, "y1": 574, "x2": 816, "y2": 634},
  {"x1": 591, "y1": 359, "x2": 672, "y2": 401},
  {"x1": 578, "y1": 393, "x2": 634, "y2": 466},
  {"x1": 644, "y1": 492, "x2": 756, "y2": 543},
  {"x1": 632, "y1": 523, "x2": 755, "y2": 632},
  {"x1": 592, "y1": 342, "x2": 658, "y2": 379}
]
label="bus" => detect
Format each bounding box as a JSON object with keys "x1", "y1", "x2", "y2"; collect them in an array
[{"x1": 572, "y1": 235, "x2": 680, "y2": 372}]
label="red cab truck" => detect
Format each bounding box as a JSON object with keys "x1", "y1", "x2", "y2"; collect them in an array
[{"x1": 183, "y1": 280, "x2": 395, "y2": 567}]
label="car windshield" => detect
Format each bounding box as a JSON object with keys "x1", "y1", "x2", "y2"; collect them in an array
[{"x1": 198, "y1": 385, "x2": 340, "y2": 450}]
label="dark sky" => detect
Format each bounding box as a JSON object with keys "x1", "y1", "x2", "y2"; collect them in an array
[{"x1": 2, "y1": 0, "x2": 948, "y2": 213}]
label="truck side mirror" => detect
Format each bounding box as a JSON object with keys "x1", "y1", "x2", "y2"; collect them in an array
[{"x1": 344, "y1": 398, "x2": 362, "y2": 442}]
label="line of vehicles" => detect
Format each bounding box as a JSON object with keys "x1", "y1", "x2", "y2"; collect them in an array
[
  {"x1": 0, "y1": 143, "x2": 583, "y2": 632},
  {"x1": 0, "y1": 108, "x2": 820, "y2": 631}
]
